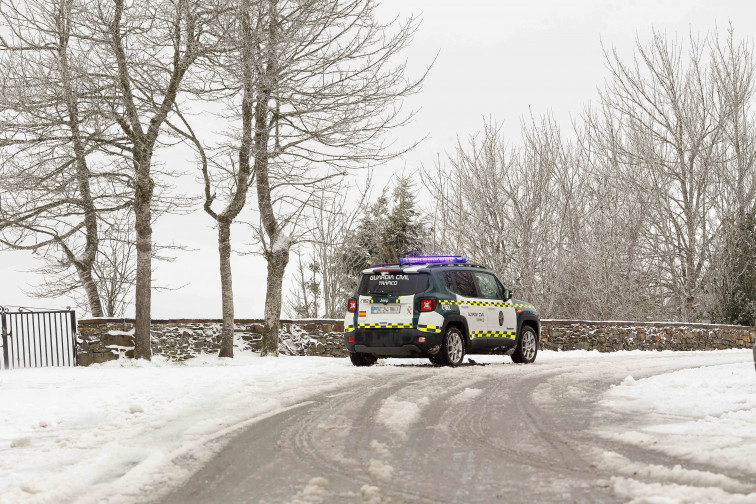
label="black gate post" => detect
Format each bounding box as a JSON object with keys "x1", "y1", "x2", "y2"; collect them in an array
[
  {"x1": 1, "y1": 308, "x2": 9, "y2": 369},
  {"x1": 69, "y1": 309, "x2": 77, "y2": 366}
]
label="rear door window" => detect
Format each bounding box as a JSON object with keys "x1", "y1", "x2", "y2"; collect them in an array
[
  {"x1": 358, "y1": 273, "x2": 429, "y2": 296},
  {"x1": 443, "y1": 271, "x2": 478, "y2": 298}
]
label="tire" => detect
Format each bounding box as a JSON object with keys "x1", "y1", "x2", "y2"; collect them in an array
[
  {"x1": 439, "y1": 327, "x2": 465, "y2": 367},
  {"x1": 429, "y1": 353, "x2": 443, "y2": 366},
  {"x1": 349, "y1": 352, "x2": 378, "y2": 367},
  {"x1": 512, "y1": 326, "x2": 538, "y2": 364}
]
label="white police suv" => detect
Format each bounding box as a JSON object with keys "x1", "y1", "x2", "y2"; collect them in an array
[{"x1": 343, "y1": 256, "x2": 540, "y2": 366}]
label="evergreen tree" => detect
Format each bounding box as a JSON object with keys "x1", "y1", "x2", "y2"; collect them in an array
[
  {"x1": 380, "y1": 177, "x2": 426, "y2": 263},
  {"x1": 712, "y1": 210, "x2": 756, "y2": 326},
  {"x1": 340, "y1": 175, "x2": 429, "y2": 281}
]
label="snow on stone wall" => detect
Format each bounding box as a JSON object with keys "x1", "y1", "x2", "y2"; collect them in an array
[
  {"x1": 75, "y1": 318, "x2": 755, "y2": 365},
  {"x1": 540, "y1": 320, "x2": 756, "y2": 352},
  {"x1": 76, "y1": 318, "x2": 346, "y2": 365}
]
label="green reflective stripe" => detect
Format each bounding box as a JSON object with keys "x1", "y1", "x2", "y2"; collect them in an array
[
  {"x1": 417, "y1": 324, "x2": 442, "y2": 333},
  {"x1": 470, "y1": 330, "x2": 516, "y2": 339},
  {"x1": 358, "y1": 323, "x2": 413, "y2": 329}
]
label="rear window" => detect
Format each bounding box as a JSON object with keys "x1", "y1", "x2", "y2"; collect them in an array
[{"x1": 358, "y1": 272, "x2": 429, "y2": 296}]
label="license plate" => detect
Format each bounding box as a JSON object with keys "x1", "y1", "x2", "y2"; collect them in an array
[{"x1": 371, "y1": 305, "x2": 400, "y2": 314}]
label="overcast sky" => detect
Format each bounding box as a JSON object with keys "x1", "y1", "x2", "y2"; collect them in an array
[{"x1": 2, "y1": 0, "x2": 755, "y2": 319}]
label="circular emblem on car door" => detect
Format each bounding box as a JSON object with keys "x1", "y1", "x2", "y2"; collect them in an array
[{"x1": 499, "y1": 310, "x2": 504, "y2": 326}]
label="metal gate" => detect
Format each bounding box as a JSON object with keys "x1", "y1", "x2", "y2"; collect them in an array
[{"x1": 0, "y1": 307, "x2": 77, "y2": 370}]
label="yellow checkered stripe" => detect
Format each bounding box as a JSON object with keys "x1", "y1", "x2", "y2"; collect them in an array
[
  {"x1": 417, "y1": 324, "x2": 442, "y2": 333},
  {"x1": 369, "y1": 297, "x2": 400, "y2": 303},
  {"x1": 471, "y1": 330, "x2": 516, "y2": 339},
  {"x1": 344, "y1": 325, "x2": 354, "y2": 332},
  {"x1": 358, "y1": 323, "x2": 413, "y2": 329},
  {"x1": 439, "y1": 300, "x2": 534, "y2": 309}
]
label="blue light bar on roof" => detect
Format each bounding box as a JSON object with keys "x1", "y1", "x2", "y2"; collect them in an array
[{"x1": 399, "y1": 255, "x2": 468, "y2": 265}]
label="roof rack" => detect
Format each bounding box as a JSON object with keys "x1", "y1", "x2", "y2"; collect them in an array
[
  {"x1": 424, "y1": 262, "x2": 486, "y2": 269},
  {"x1": 365, "y1": 262, "x2": 487, "y2": 270}
]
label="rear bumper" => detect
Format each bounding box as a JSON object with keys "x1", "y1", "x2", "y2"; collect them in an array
[{"x1": 345, "y1": 328, "x2": 443, "y2": 357}]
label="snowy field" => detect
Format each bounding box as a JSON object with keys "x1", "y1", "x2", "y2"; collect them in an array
[{"x1": 0, "y1": 349, "x2": 754, "y2": 504}]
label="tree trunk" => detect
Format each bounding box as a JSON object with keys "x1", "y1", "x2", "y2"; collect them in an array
[
  {"x1": 133, "y1": 156, "x2": 154, "y2": 361},
  {"x1": 261, "y1": 247, "x2": 289, "y2": 356},
  {"x1": 60, "y1": 16, "x2": 104, "y2": 319},
  {"x1": 218, "y1": 220, "x2": 235, "y2": 357},
  {"x1": 77, "y1": 266, "x2": 104, "y2": 317}
]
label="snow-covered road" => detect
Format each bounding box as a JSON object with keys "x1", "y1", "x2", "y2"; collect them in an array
[{"x1": 1, "y1": 350, "x2": 755, "y2": 504}]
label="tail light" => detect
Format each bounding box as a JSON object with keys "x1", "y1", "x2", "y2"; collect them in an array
[
  {"x1": 419, "y1": 298, "x2": 437, "y2": 312},
  {"x1": 347, "y1": 298, "x2": 357, "y2": 312}
]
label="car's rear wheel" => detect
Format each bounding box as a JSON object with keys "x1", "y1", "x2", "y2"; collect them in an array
[
  {"x1": 512, "y1": 326, "x2": 538, "y2": 364},
  {"x1": 439, "y1": 327, "x2": 465, "y2": 367},
  {"x1": 349, "y1": 352, "x2": 378, "y2": 367}
]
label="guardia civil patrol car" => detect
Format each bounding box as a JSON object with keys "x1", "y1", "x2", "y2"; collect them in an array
[{"x1": 343, "y1": 256, "x2": 540, "y2": 366}]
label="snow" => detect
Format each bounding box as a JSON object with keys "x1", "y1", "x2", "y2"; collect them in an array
[
  {"x1": 367, "y1": 459, "x2": 394, "y2": 481},
  {"x1": 611, "y1": 477, "x2": 756, "y2": 504},
  {"x1": 598, "y1": 360, "x2": 756, "y2": 477},
  {"x1": 368, "y1": 439, "x2": 389, "y2": 456},
  {"x1": 375, "y1": 396, "x2": 430, "y2": 438},
  {"x1": 271, "y1": 233, "x2": 292, "y2": 252},
  {"x1": 106, "y1": 330, "x2": 134, "y2": 336},
  {"x1": 598, "y1": 451, "x2": 753, "y2": 494},
  {"x1": 0, "y1": 348, "x2": 754, "y2": 503},
  {"x1": 449, "y1": 387, "x2": 483, "y2": 403},
  {"x1": 360, "y1": 484, "x2": 388, "y2": 504},
  {"x1": 0, "y1": 354, "x2": 359, "y2": 504},
  {"x1": 290, "y1": 476, "x2": 330, "y2": 504}
]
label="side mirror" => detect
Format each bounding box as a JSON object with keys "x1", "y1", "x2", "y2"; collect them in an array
[{"x1": 503, "y1": 288, "x2": 512, "y2": 301}]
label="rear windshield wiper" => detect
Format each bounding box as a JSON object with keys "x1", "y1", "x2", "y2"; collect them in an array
[{"x1": 368, "y1": 290, "x2": 389, "y2": 296}]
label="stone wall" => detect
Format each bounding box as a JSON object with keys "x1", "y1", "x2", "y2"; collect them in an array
[
  {"x1": 76, "y1": 317, "x2": 756, "y2": 366},
  {"x1": 76, "y1": 318, "x2": 346, "y2": 365},
  {"x1": 540, "y1": 320, "x2": 756, "y2": 352}
]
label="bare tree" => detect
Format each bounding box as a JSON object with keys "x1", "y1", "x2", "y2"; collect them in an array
[
  {"x1": 88, "y1": 0, "x2": 217, "y2": 358},
  {"x1": 428, "y1": 29, "x2": 756, "y2": 323},
  {"x1": 427, "y1": 118, "x2": 572, "y2": 313},
  {"x1": 427, "y1": 115, "x2": 663, "y2": 321},
  {"x1": 309, "y1": 178, "x2": 372, "y2": 318},
  {"x1": 0, "y1": 0, "x2": 131, "y2": 316},
  {"x1": 225, "y1": 0, "x2": 426, "y2": 355},
  {"x1": 595, "y1": 31, "x2": 728, "y2": 321},
  {"x1": 284, "y1": 249, "x2": 321, "y2": 318},
  {"x1": 23, "y1": 211, "x2": 137, "y2": 317},
  {"x1": 558, "y1": 119, "x2": 662, "y2": 320},
  {"x1": 710, "y1": 27, "x2": 756, "y2": 221}
]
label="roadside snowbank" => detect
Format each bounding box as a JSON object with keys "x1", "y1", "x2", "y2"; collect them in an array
[
  {"x1": 0, "y1": 355, "x2": 359, "y2": 504},
  {"x1": 599, "y1": 359, "x2": 756, "y2": 476},
  {"x1": 598, "y1": 356, "x2": 756, "y2": 503}
]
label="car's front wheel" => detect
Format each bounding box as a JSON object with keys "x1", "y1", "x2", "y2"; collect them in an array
[
  {"x1": 439, "y1": 327, "x2": 465, "y2": 367},
  {"x1": 511, "y1": 326, "x2": 538, "y2": 364},
  {"x1": 349, "y1": 352, "x2": 378, "y2": 367}
]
